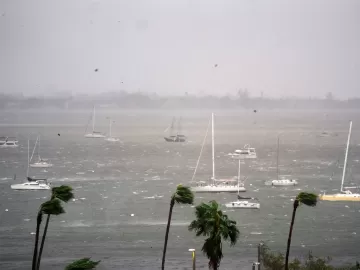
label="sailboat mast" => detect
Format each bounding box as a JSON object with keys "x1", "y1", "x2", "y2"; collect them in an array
[
  {"x1": 26, "y1": 139, "x2": 29, "y2": 177},
  {"x1": 277, "y1": 135, "x2": 280, "y2": 180},
  {"x1": 341, "y1": 121, "x2": 352, "y2": 192},
  {"x1": 92, "y1": 106, "x2": 95, "y2": 132},
  {"x1": 109, "y1": 119, "x2": 112, "y2": 137},
  {"x1": 177, "y1": 117, "x2": 182, "y2": 135},
  {"x1": 38, "y1": 136, "x2": 41, "y2": 159},
  {"x1": 170, "y1": 117, "x2": 175, "y2": 136},
  {"x1": 212, "y1": 113, "x2": 215, "y2": 182},
  {"x1": 237, "y1": 159, "x2": 241, "y2": 195}
]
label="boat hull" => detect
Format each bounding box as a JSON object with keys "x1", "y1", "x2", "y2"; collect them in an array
[
  {"x1": 0, "y1": 144, "x2": 19, "y2": 148},
  {"x1": 230, "y1": 155, "x2": 257, "y2": 159},
  {"x1": 30, "y1": 163, "x2": 53, "y2": 168},
  {"x1": 11, "y1": 184, "x2": 51, "y2": 190},
  {"x1": 164, "y1": 137, "x2": 186, "y2": 142},
  {"x1": 105, "y1": 137, "x2": 120, "y2": 142},
  {"x1": 225, "y1": 201, "x2": 260, "y2": 209},
  {"x1": 269, "y1": 179, "x2": 298, "y2": 186},
  {"x1": 191, "y1": 186, "x2": 246, "y2": 193},
  {"x1": 319, "y1": 194, "x2": 360, "y2": 201},
  {"x1": 85, "y1": 133, "x2": 106, "y2": 138}
]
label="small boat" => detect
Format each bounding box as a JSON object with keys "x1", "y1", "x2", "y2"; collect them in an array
[
  {"x1": 30, "y1": 136, "x2": 53, "y2": 168},
  {"x1": 228, "y1": 144, "x2": 257, "y2": 159},
  {"x1": 105, "y1": 117, "x2": 120, "y2": 142},
  {"x1": 11, "y1": 141, "x2": 51, "y2": 191},
  {"x1": 319, "y1": 121, "x2": 360, "y2": 202},
  {"x1": 267, "y1": 135, "x2": 298, "y2": 187},
  {"x1": 0, "y1": 137, "x2": 19, "y2": 148},
  {"x1": 11, "y1": 180, "x2": 51, "y2": 190},
  {"x1": 84, "y1": 106, "x2": 106, "y2": 138},
  {"x1": 164, "y1": 117, "x2": 187, "y2": 142},
  {"x1": 269, "y1": 179, "x2": 298, "y2": 186},
  {"x1": 191, "y1": 113, "x2": 246, "y2": 193},
  {"x1": 225, "y1": 200, "x2": 260, "y2": 209},
  {"x1": 225, "y1": 160, "x2": 260, "y2": 209}
]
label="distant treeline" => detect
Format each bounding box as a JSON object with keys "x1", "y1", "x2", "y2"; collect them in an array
[{"x1": 1, "y1": 91, "x2": 359, "y2": 110}]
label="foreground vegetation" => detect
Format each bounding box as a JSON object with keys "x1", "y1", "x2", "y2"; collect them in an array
[
  {"x1": 29, "y1": 187, "x2": 358, "y2": 269},
  {"x1": 262, "y1": 244, "x2": 359, "y2": 270}
]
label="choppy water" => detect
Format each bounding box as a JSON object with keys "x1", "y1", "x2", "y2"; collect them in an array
[{"x1": 1, "y1": 110, "x2": 360, "y2": 270}]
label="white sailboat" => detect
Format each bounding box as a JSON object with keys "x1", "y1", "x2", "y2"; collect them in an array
[
  {"x1": 319, "y1": 121, "x2": 360, "y2": 201},
  {"x1": 30, "y1": 136, "x2": 53, "y2": 168},
  {"x1": 105, "y1": 117, "x2": 120, "y2": 142},
  {"x1": 11, "y1": 140, "x2": 51, "y2": 190},
  {"x1": 191, "y1": 113, "x2": 246, "y2": 193},
  {"x1": 225, "y1": 159, "x2": 260, "y2": 209},
  {"x1": 84, "y1": 106, "x2": 105, "y2": 138},
  {"x1": 267, "y1": 135, "x2": 298, "y2": 186}
]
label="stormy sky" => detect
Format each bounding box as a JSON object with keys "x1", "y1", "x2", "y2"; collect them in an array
[{"x1": 0, "y1": 0, "x2": 359, "y2": 98}]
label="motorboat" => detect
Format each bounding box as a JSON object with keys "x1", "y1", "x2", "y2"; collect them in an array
[
  {"x1": 192, "y1": 179, "x2": 245, "y2": 193},
  {"x1": 225, "y1": 200, "x2": 260, "y2": 209},
  {"x1": 228, "y1": 144, "x2": 257, "y2": 159},
  {"x1": 268, "y1": 179, "x2": 298, "y2": 186},
  {"x1": 319, "y1": 121, "x2": 360, "y2": 202},
  {"x1": 0, "y1": 137, "x2": 19, "y2": 148}
]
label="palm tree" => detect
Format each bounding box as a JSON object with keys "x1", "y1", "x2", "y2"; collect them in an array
[
  {"x1": 65, "y1": 258, "x2": 101, "y2": 270},
  {"x1": 285, "y1": 192, "x2": 317, "y2": 270},
  {"x1": 188, "y1": 200, "x2": 239, "y2": 270},
  {"x1": 32, "y1": 199, "x2": 65, "y2": 270},
  {"x1": 36, "y1": 185, "x2": 74, "y2": 270},
  {"x1": 161, "y1": 185, "x2": 194, "y2": 270}
]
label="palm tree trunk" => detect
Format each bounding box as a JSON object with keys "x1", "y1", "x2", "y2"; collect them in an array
[
  {"x1": 32, "y1": 212, "x2": 42, "y2": 270},
  {"x1": 285, "y1": 200, "x2": 299, "y2": 270},
  {"x1": 36, "y1": 214, "x2": 50, "y2": 270},
  {"x1": 161, "y1": 198, "x2": 175, "y2": 270}
]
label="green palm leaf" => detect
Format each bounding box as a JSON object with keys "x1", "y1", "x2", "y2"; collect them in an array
[
  {"x1": 189, "y1": 200, "x2": 239, "y2": 269},
  {"x1": 41, "y1": 199, "x2": 65, "y2": 216},
  {"x1": 65, "y1": 258, "x2": 100, "y2": 270},
  {"x1": 296, "y1": 192, "x2": 318, "y2": 207},
  {"x1": 172, "y1": 185, "x2": 194, "y2": 204},
  {"x1": 52, "y1": 185, "x2": 74, "y2": 202}
]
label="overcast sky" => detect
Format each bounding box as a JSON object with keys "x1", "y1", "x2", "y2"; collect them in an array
[{"x1": 0, "y1": 0, "x2": 359, "y2": 98}]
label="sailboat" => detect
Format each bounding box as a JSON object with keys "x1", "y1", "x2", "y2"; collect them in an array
[
  {"x1": 319, "y1": 121, "x2": 360, "y2": 201},
  {"x1": 267, "y1": 135, "x2": 298, "y2": 186},
  {"x1": 30, "y1": 136, "x2": 53, "y2": 168},
  {"x1": 164, "y1": 117, "x2": 186, "y2": 142},
  {"x1": 11, "y1": 140, "x2": 51, "y2": 190},
  {"x1": 191, "y1": 113, "x2": 246, "y2": 193},
  {"x1": 105, "y1": 117, "x2": 120, "y2": 142},
  {"x1": 84, "y1": 106, "x2": 105, "y2": 138},
  {"x1": 225, "y1": 159, "x2": 260, "y2": 209}
]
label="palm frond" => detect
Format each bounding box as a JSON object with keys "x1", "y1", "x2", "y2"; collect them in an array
[
  {"x1": 65, "y1": 257, "x2": 100, "y2": 270},
  {"x1": 41, "y1": 199, "x2": 65, "y2": 216},
  {"x1": 202, "y1": 236, "x2": 223, "y2": 269},
  {"x1": 189, "y1": 200, "x2": 240, "y2": 269},
  {"x1": 297, "y1": 192, "x2": 318, "y2": 207},
  {"x1": 173, "y1": 185, "x2": 194, "y2": 205},
  {"x1": 52, "y1": 185, "x2": 74, "y2": 202}
]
